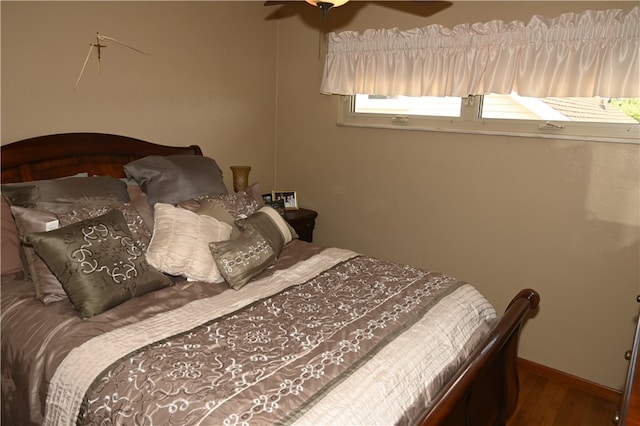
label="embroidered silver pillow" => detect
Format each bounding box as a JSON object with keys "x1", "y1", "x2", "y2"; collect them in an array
[
  {"x1": 209, "y1": 206, "x2": 295, "y2": 289},
  {"x1": 179, "y1": 191, "x2": 261, "y2": 220},
  {"x1": 23, "y1": 209, "x2": 172, "y2": 318},
  {"x1": 209, "y1": 225, "x2": 276, "y2": 290}
]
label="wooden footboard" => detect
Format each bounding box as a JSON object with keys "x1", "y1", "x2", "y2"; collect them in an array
[{"x1": 418, "y1": 289, "x2": 540, "y2": 426}]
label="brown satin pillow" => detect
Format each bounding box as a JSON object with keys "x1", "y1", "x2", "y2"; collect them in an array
[
  {"x1": 124, "y1": 155, "x2": 228, "y2": 205},
  {"x1": 12, "y1": 203, "x2": 153, "y2": 304},
  {"x1": 2, "y1": 176, "x2": 129, "y2": 214},
  {"x1": 1, "y1": 196, "x2": 22, "y2": 274},
  {"x1": 24, "y1": 209, "x2": 172, "y2": 319},
  {"x1": 10, "y1": 206, "x2": 66, "y2": 303}
]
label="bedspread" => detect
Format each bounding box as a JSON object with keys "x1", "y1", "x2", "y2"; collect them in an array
[
  {"x1": 2, "y1": 240, "x2": 322, "y2": 425},
  {"x1": 3, "y1": 242, "x2": 496, "y2": 426}
]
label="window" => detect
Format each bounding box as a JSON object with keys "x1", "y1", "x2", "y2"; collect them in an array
[
  {"x1": 353, "y1": 94, "x2": 462, "y2": 118},
  {"x1": 341, "y1": 93, "x2": 640, "y2": 144}
]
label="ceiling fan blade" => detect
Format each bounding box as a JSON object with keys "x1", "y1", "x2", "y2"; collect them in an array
[
  {"x1": 264, "y1": 2, "x2": 308, "y2": 20},
  {"x1": 263, "y1": 0, "x2": 452, "y2": 24}
]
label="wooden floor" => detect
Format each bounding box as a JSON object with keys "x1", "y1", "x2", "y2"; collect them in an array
[{"x1": 507, "y1": 367, "x2": 620, "y2": 426}]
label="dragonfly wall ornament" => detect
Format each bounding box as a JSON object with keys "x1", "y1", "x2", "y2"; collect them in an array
[{"x1": 74, "y1": 32, "x2": 148, "y2": 90}]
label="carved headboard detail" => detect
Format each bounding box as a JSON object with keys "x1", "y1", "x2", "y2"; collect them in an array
[{"x1": 1, "y1": 133, "x2": 202, "y2": 183}]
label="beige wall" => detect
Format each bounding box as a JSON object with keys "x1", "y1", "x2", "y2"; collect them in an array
[
  {"x1": 273, "y1": 1, "x2": 640, "y2": 391},
  {"x1": 2, "y1": 1, "x2": 639, "y2": 391},
  {"x1": 1, "y1": 1, "x2": 278, "y2": 193}
]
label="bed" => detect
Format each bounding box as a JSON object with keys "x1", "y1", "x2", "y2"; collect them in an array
[{"x1": 1, "y1": 132, "x2": 539, "y2": 426}]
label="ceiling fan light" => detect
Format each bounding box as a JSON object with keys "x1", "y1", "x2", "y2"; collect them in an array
[
  {"x1": 305, "y1": 0, "x2": 349, "y2": 18},
  {"x1": 304, "y1": 0, "x2": 349, "y2": 6}
]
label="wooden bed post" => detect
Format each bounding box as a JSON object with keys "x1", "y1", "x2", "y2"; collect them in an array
[{"x1": 418, "y1": 289, "x2": 540, "y2": 426}]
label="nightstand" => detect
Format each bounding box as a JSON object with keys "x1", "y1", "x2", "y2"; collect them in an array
[{"x1": 284, "y1": 208, "x2": 318, "y2": 243}]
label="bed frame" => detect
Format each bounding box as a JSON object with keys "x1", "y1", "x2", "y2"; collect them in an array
[
  {"x1": 1, "y1": 132, "x2": 540, "y2": 425},
  {"x1": 1, "y1": 132, "x2": 202, "y2": 183}
]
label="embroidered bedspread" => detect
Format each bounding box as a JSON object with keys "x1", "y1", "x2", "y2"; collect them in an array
[{"x1": 5, "y1": 245, "x2": 496, "y2": 426}]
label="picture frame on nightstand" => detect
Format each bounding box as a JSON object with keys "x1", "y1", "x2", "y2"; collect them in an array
[{"x1": 272, "y1": 190, "x2": 298, "y2": 210}]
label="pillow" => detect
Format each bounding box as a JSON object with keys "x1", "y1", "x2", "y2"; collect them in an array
[
  {"x1": 237, "y1": 206, "x2": 295, "y2": 249},
  {"x1": 2, "y1": 173, "x2": 91, "y2": 275},
  {"x1": 209, "y1": 206, "x2": 294, "y2": 289},
  {"x1": 195, "y1": 200, "x2": 242, "y2": 239},
  {"x1": 58, "y1": 204, "x2": 153, "y2": 251},
  {"x1": 1, "y1": 196, "x2": 22, "y2": 274},
  {"x1": 209, "y1": 225, "x2": 277, "y2": 290},
  {"x1": 124, "y1": 155, "x2": 228, "y2": 205},
  {"x1": 23, "y1": 209, "x2": 172, "y2": 318},
  {"x1": 245, "y1": 183, "x2": 265, "y2": 208},
  {"x1": 126, "y1": 184, "x2": 154, "y2": 231},
  {"x1": 178, "y1": 191, "x2": 261, "y2": 220},
  {"x1": 2, "y1": 176, "x2": 130, "y2": 214},
  {"x1": 11, "y1": 206, "x2": 66, "y2": 302},
  {"x1": 12, "y1": 203, "x2": 153, "y2": 304},
  {"x1": 145, "y1": 203, "x2": 232, "y2": 283}
]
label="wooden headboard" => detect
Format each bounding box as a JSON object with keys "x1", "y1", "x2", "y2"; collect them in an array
[{"x1": 1, "y1": 133, "x2": 203, "y2": 183}]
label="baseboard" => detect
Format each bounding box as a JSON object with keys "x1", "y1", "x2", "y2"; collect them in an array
[{"x1": 517, "y1": 357, "x2": 622, "y2": 404}]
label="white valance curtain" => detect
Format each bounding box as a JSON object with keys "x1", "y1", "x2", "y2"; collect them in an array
[{"x1": 320, "y1": 7, "x2": 639, "y2": 98}]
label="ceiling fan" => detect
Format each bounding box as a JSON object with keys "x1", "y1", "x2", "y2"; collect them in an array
[
  {"x1": 264, "y1": 1, "x2": 451, "y2": 20},
  {"x1": 302, "y1": 0, "x2": 348, "y2": 18}
]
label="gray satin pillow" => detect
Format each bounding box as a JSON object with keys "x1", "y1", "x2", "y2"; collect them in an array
[
  {"x1": 124, "y1": 155, "x2": 228, "y2": 205},
  {"x1": 24, "y1": 209, "x2": 172, "y2": 318},
  {"x1": 2, "y1": 176, "x2": 129, "y2": 214}
]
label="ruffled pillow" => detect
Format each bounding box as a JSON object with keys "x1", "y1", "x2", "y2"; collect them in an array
[{"x1": 145, "y1": 203, "x2": 232, "y2": 283}]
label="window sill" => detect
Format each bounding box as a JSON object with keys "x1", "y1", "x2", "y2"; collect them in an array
[{"x1": 337, "y1": 116, "x2": 640, "y2": 145}]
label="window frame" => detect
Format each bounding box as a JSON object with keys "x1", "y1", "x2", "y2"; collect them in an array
[{"x1": 337, "y1": 95, "x2": 640, "y2": 145}]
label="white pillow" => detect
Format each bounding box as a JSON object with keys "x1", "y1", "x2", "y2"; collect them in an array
[{"x1": 146, "y1": 203, "x2": 232, "y2": 283}]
